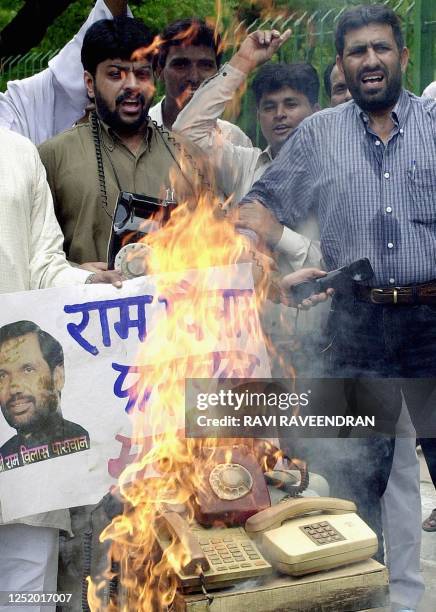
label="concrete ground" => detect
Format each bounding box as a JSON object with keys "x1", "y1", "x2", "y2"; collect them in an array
[{"x1": 417, "y1": 448, "x2": 436, "y2": 612}]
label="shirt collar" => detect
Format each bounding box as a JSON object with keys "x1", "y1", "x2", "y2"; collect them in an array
[
  {"x1": 97, "y1": 115, "x2": 153, "y2": 150},
  {"x1": 260, "y1": 145, "x2": 274, "y2": 163},
  {"x1": 356, "y1": 88, "x2": 411, "y2": 129},
  {"x1": 391, "y1": 89, "x2": 411, "y2": 126}
]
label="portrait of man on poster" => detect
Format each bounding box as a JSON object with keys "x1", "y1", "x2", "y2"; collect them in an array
[{"x1": 0, "y1": 320, "x2": 90, "y2": 469}]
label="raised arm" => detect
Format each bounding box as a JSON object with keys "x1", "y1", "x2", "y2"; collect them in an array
[
  {"x1": 229, "y1": 29, "x2": 291, "y2": 75},
  {"x1": 104, "y1": 0, "x2": 128, "y2": 17},
  {"x1": 0, "y1": 0, "x2": 131, "y2": 144},
  {"x1": 173, "y1": 29, "x2": 290, "y2": 202}
]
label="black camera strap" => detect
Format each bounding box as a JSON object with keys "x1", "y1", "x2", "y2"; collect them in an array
[
  {"x1": 90, "y1": 111, "x2": 116, "y2": 220},
  {"x1": 90, "y1": 111, "x2": 205, "y2": 222}
]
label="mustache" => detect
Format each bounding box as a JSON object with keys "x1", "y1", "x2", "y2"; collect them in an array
[
  {"x1": 5, "y1": 393, "x2": 35, "y2": 411},
  {"x1": 115, "y1": 91, "x2": 146, "y2": 106},
  {"x1": 358, "y1": 66, "x2": 387, "y2": 81}
]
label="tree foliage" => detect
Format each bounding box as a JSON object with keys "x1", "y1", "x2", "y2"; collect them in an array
[{"x1": 0, "y1": 0, "x2": 24, "y2": 31}]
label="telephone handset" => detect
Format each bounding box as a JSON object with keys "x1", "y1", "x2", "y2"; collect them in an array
[
  {"x1": 156, "y1": 512, "x2": 210, "y2": 575},
  {"x1": 155, "y1": 512, "x2": 272, "y2": 591},
  {"x1": 245, "y1": 497, "x2": 378, "y2": 576},
  {"x1": 245, "y1": 497, "x2": 356, "y2": 533}
]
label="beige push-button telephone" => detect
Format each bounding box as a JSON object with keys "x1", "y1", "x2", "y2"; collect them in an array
[
  {"x1": 155, "y1": 512, "x2": 272, "y2": 591},
  {"x1": 156, "y1": 497, "x2": 378, "y2": 591},
  {"x1": 245, "y1": 496, "x2": 378, "y2": 576}
]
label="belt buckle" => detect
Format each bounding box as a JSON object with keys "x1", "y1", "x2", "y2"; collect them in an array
[
  {"x1": 370, "y1": 288, "x2": 385, "y2": 304},
  {"x1": 370, "y1": 288, "x2": 398, "y2": 304}
]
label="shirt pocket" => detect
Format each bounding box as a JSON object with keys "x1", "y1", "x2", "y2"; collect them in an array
[{"x1": 408, "y1": 167, "x2": 436, "y2": 224}]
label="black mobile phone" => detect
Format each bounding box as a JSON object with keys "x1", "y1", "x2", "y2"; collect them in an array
[{"x1": 291, "y1": 258, "x2": 374, "y2": 303}]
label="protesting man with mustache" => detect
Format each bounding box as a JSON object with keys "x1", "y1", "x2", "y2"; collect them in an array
[
  {"x1": 323, "y1": 61, "x2": 352, "y2": 107},
  {"x1": 39, "y1": 16, "x2": 201, "y2": 267},
  {"x1": 238, "y1": 5, "x2": 436, "y2": 611}
]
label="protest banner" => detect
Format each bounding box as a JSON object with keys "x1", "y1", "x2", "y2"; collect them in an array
[{"x1": 0, "y1": 264, "x2": 270, "y2": 520}]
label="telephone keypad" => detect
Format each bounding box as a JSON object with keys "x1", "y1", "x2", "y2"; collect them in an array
[
  {"x1": 197, "y1": 531, "x2": 271, "y2": 577},
  {"x1": 301, "y1": 521, "x2": 345, "y2": 546}
]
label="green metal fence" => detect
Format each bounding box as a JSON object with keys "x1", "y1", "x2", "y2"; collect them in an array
[
  {"x1": 0, "y1": 49, "x2": 59, "y2": 91},
  {"x1": 412, "y1": 0, "x2": 436, "y2": 93}
]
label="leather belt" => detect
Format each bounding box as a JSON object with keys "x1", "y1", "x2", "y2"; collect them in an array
[{"x1": 354, "y1": 281, "x2": 436, "y2": 305}]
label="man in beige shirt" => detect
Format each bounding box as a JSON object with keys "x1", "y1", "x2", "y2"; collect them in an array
[{"x1": 39, "y1": 16, "x2": 202, "y2": 266}]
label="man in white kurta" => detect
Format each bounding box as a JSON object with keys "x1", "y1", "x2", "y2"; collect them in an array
[
  {"x1": 0, "y1": 126, "x2": 116, "y2": 610},
  {"x1": 0, "y1": 9, "x2": 126, "y2": 597},
  {"x1": 173, "y1": 31, "x2": 325, "y2": 356}
]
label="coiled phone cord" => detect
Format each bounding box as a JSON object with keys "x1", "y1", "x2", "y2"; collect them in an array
[
  {"x1": 81, "y1": 528, "x2": 92, "y2": 612},
  {"x1": 278, "y1": 457, "x2": 310, "y2": 499},
  {"x1": 90, "y1": 111, "x2": 112, "y2": 220}
]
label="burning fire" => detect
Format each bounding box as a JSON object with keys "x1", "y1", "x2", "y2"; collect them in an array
[{"x1": 86, "y1": 135, "x2": 286, "y2": 610}]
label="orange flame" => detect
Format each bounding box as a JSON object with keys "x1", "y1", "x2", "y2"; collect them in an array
[
  {"x1": 86, "y1": 128, "x2": 283, "y2": 610},
  {"x1": 131, "y1": 37, "x2": 163, "y2": 63}
]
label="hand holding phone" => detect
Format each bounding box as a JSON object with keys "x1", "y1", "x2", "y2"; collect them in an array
[
  {"x1": 280, "y1": 268, "x2": 333, "y2": 308},
  {"x1": 289, "y1": 258, "x2": 374, "y2": 305}
]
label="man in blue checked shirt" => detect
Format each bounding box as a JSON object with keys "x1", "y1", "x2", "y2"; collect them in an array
[{"x1": 239, "y1": 5, "x2": 436, "y2": 612}]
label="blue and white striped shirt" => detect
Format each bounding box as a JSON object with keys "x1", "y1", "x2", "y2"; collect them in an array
[{"x1": 243, "y1": 90, "x2": 436, "y2": 286}]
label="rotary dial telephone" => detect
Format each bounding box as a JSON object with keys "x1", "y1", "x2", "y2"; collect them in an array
[{"x1": 193, "y1": 445, "x2": 272, "y2": 527}]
